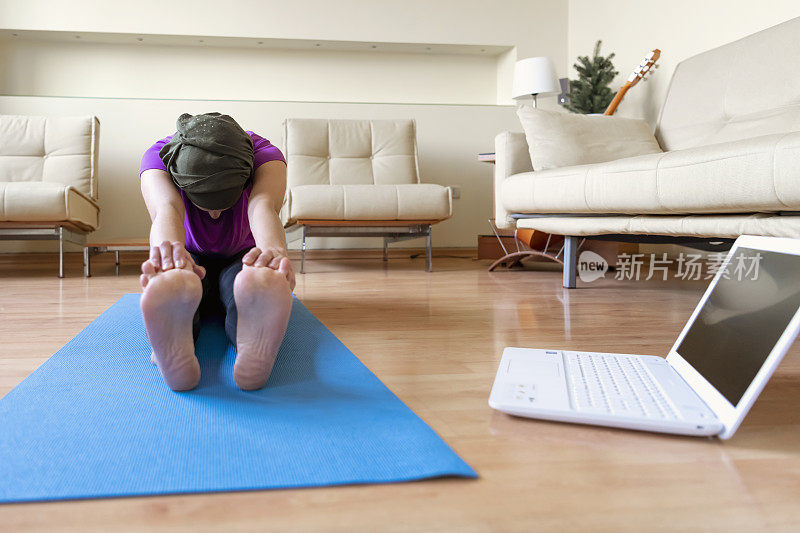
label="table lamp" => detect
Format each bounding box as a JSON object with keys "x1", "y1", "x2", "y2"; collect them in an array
[{"x1": 512, "y1": 57, "x2": 559, "y2": 107}]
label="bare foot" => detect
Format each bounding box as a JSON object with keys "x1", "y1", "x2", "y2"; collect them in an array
[
  {"x1": 140, "y1": 268, "x2": 202, "y2": 391},
  {"x1": 232, "y1": 265, "x2": 293, "y2": 390}
]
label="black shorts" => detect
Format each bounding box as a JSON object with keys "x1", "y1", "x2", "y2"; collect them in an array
[{"x1": 190, "y1": 248, "x2": 249, "y2": 344}]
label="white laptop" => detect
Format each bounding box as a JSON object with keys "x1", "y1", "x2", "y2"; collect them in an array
[{"x1": 489, "y1": 235, "x2": 800, "y2": 439}]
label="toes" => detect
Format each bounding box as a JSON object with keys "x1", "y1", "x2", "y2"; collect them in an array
[
  {"x1": 142, "y1": 260, "x2": 157, "y2": 276},
  {"x1": 278, "y1": 258, "x2": 296, "y2": 290},
  {"x1": 242, "y1": 247, "x2": 261, "y2": 266}
]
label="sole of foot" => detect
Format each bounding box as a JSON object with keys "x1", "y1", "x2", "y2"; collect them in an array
[
  {"x1": 140, "y1": 268, "x2": 202, "y2": 391},
  {"x1": 232, "y1": 266, "x2": 292, "y2": 391}
]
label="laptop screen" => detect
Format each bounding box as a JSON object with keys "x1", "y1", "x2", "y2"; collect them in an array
[{"x1": 676, "y1": 247, "x2": 800, "y2": 406}]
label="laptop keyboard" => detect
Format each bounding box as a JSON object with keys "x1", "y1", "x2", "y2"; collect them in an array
[{"x1": 565, "y1": 352, "x2": 680, "y2": 419}]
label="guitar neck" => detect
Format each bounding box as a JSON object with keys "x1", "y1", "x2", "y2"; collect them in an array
[{"x1": 604, "y1": 83, "x2": 632, "y2": 116}]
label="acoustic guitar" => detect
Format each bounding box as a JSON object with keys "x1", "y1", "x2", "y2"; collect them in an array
[{"x1": 604, "y1": 49, "x2": 661, "y2": 115}]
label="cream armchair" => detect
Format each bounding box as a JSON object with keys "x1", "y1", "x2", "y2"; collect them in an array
[
  {"x1": 282, "y1": 118, "x2": 452, "y2": 272},
  {"x1": 0, "y1": 115, "x2": 100, "y2": 277}
]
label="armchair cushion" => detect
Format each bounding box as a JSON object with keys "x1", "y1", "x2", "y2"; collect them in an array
[
  {"x1": 288, "y1": 183, "x2": 451, "y2": 221},
  {"x1": 0, "y1": 181, "x2": 99, "y2": 230}
]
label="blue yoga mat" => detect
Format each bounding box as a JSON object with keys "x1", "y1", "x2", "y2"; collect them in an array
[{"x1": 0, "y1": 294, "x2": 475, "y2": 503}]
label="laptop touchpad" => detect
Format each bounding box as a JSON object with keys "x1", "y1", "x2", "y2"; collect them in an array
[{"x1": 508, "y1": 357, "x2": 559, "y2": 377}]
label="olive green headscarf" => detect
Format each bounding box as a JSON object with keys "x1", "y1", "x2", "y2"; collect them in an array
[{"x1": 159, "y1": 112, "x2": 254, "y2": 210}]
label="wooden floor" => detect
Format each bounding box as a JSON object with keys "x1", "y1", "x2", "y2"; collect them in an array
[{"x1": 1, "y1": 252, "x2": 799, "y2": 532}]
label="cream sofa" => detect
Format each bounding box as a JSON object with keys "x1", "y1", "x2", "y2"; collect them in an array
[
  {"x1": 495, "y1": 17, "x2": 800, "y2": 287},
  {"x1": 282, "y1": 118, "x2": 452, "y2": 272},
  {"x1": 0, "y1": 115, "x2": 100, "y2": 277}
]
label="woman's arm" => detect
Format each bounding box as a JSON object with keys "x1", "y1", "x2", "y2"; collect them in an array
[
  {"x1": 141, "y1": 169, "x2": 186, "y2": 246},
  {"x1": 140, "y1": 169, "x2": 203, "y2": 277},
  {"x1": 244, "y1": 160, "x2": 295, "y2": 289},
  {"x1": 246, "y1": 160, "x2": 288, "y2": 262}
]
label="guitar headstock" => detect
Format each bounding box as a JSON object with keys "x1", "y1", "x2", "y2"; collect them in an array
[{"x1": 626, "y1": 49, "x2": 661, "y2": 86}]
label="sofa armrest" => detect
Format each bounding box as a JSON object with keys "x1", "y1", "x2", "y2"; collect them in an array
[{"x1": 494, "y1": 131, "x2": 532, "y2": 229}]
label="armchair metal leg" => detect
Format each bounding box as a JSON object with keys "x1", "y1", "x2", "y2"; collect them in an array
[
  {"x1": 562, "y1": 236, "x2": 578, "y2": 289},
  {"x1": 300, "y1": 226, "x2": 307, "y2": 274},
  {"x1": 0, "y1": 225, "x2": 87, "y2": 277},
  {"x1": 58, "y1": 226, "x2": 64, "y2": 278},
  {"x1": 425, "y1": 226, "x2": 433, "y2": 272},
  {"x1": 83, "y1": 246, "x2": 91, "y2": 277},
  {"x1": 294, "y1": 222, "x2": 433, "y2": 273}
]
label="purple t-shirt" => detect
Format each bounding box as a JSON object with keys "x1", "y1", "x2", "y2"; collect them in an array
[{"x1": 139, "y1": 131, "x2": 285, "y2": 257}]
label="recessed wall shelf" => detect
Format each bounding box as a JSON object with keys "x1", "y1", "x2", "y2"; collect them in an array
[
  {"x1": 0, "y1": 93, "x2": 515, "y2": 108},
  {"x1": 0, "y1": 28, "x2": 516, "y2": 106},
  {"x1": 1, "y1": 29, "x2": 512, "y2": 56}
]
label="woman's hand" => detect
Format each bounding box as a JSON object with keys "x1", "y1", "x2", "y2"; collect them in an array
[
  {"x1": 140, "y1": 240, "x2": 206, "y2": 288},
  {"x1": 242, "y1": 246, "x2": 296, "y2": 291}
]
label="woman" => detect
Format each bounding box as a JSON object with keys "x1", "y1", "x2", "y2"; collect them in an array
[{"x1": 138, "y1": 112, "x2": 294, "y2": 392}]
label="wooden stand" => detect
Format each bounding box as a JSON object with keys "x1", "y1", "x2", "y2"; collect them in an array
[{"x1": 486, "y1": 221, "x2": 568, "y2": 271}]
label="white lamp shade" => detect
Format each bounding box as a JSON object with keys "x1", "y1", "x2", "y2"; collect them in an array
[{"x1": 512, "y1": 57, "x2": 559, "y2": 99}]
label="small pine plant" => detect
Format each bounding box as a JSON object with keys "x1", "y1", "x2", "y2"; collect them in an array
[{"x1": 565, "y1": 40, "x2": 618, "y2": 114}]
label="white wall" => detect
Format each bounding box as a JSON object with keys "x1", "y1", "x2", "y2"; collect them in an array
[
  {"x1": 0, "y1": 0, "x2": 568, "y2": 252},
  {"x1": 0, "y1": 0, "x2": 570, "y2": 106},
  {"x1": 568, "y1": 0, "x2": 800, "y2": 127}
]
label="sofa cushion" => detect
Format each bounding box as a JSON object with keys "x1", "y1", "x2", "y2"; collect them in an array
[
  {"x1": 502, "y1": 132, "x2": 800, "y2": 215},
  {"x1": 515, "y1": 106, "x2": 662, "y2": 171},
  {"x1": 656, "y1": 17, "x2": 800, "y2": 151},
  {"x1": 288, "y1": 184, "x2": 451, "y2": 221},
  {"x1": 0, "y1": 182, "x2": 99, "y2": 230}
]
